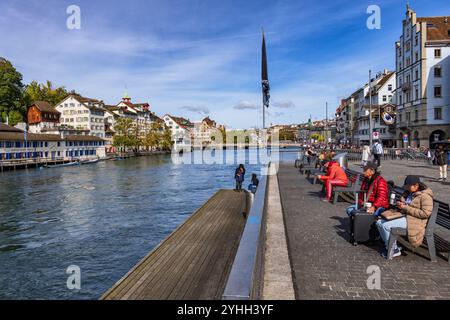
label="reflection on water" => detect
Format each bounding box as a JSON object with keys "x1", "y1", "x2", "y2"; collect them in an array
[{"x1": 0, "y1": 149, "x2": 297, "y2": 299}]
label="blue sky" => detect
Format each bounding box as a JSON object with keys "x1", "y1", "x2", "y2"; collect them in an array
[{"x1": 1, "y1": 0, "x2": 449, "y2": 128}]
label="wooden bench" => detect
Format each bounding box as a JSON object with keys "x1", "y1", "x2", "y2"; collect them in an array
[
  {"x1": 331, "y1": 169, "x2": 363, "y2": 205},
  {"x1": 387, "y1": 189, "x2": 450, "y2": 263}
]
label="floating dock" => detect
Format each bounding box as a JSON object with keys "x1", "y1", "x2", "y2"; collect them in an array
[{"x1": 101, "y1": 189, "x2": 250, "y2": 300}]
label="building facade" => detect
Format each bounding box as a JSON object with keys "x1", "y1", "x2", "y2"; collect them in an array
[
  {"x1": 55, "y1": 95, "x2": 106, "y2": 138},
  {"x1": 27, "y1": 101, "x2": 61, "y2": 133},
  {"x1": 0, "y1": 123, "x2": 105, "y2": 161},
  {"x1": 395, "y1": 7, "x2": 450, "y2": 147},
  {"x1": 162, "y1": 115, "x2": 193, "y2": 149}
]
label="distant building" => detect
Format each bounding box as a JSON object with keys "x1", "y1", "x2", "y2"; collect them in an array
[
  {"x1": 395, "y1": 6, "x2": 450, "y2": 147},
  {"x1": 0, "y1": 123, "x2": 105, "y2": 161},
  {"x1": 27, "y1": 101, "x2": 61, "y2": 133},
  {"x1": 162, "y1": 115, "x2": 194, "y2": 149},
  {"x1": 55, "y1": 94, "x2": 106, "y2": 138}
]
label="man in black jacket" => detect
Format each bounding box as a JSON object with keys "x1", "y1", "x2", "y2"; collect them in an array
[{"x1": 435, "y1": 145, "x2": 448, "y2": 182}]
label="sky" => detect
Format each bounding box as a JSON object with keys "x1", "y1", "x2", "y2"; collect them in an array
[{"x1": 1, "y1": 0, "x2": 449, "y2": 129}]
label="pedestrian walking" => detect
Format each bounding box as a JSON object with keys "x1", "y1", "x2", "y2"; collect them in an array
[
  {"x1": 435, "y1": 145, "x2": 448, "y2": 182},
  {"x1": 362, "y1": 145, "x2": 371, "y2": 167},
  {"x1": 372, "y1": 140, "x2": 383, "y2": 168}
]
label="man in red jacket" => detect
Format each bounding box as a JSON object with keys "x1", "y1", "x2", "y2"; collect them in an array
[
  {"x1": 318, "y1": 160, "x2": 348, "y2": 202},
  {"x1": 346, "y1": 162, "x2": 389, "y2": 216}
]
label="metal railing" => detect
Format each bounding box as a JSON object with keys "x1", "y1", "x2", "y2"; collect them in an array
[{"x1": 222, "y1": 164, "x2": 269, "y2": 300}]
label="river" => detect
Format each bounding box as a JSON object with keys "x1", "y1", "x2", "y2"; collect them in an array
[{"x1": 0, "y1": 148, "x2": 298, "y2": 299}]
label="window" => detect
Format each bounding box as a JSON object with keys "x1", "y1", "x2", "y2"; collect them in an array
[
  {"x1": 406, "y1": 42, "x2": 411, "y2": 52},
  {"x1": 399, "y1": 114, "x2": 403, "y2": 122},
  {"x1": 434, "y1": 108, "x2": 442, "y2": 120},
  {"x1": 434, "y1": 86, "x2": 442, "y2": 98},
  {"x1": 435, "y1": 49, "x2": 441, "y2": 58},
  {"x1": 383, "y1": 95, "x2": 387, "y2": 102},
  {"x1": 415, "y1": 52, "x2": 419, "y2": 62},
  {"x1": 434, "y1": 66, "x2": 442, "y2": 78},
  {"x1": 406, "y1": 57, "x2": 411, "y2": 66},
  {"x1": 406, "y1": 112, "x2": 411, "y2": 122},
  {"x1": 415, "y1": 69, "x2": 419, "y2": 80},
  {"x1": 415, "y1": 110, "x2": 418, "y2": 121},
  {"x1": 388, "y1": 84, "x2": 392, "y2": 91},
  {"x1": 399, "y1": 94, "x2": 403, "y2": 105},
  {"x1": 415, "y1": 35, "x2": 418, "y2": 46},
  {"x1": 415, "y1": 87, "x2": 419, "y2": 100}
]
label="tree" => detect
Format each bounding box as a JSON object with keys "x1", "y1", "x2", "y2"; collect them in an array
[
  {"x1": 311, "y1": 133, "x2": 325, "y2": 142},
  {"x1": 113, "y1": 118, "x2": 137, "y2": 152},
  {"x1": 0, "y1": 57, "x2": 24, "y2": 121},
  {"x1": 22, "y1": 80, "x2": 70, "y2": 106},
  {"x1": 142, "y1": 122, "x2": 161, "y2": 151},
  {"x1": 160, "y1": 126, "x2": 173, "y2": 151}
]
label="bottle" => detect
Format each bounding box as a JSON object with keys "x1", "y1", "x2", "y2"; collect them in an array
[{"x1": 390, "y1": 192, "x2": 396, "y2": 206}]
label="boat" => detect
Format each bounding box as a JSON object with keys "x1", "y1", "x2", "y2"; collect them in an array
[
  {"x1": 46, "y1": 161, "x2": 80, "y2": 168},
  {"x1": 80, "y1": 158, "x2": 99, "y2": 165}
]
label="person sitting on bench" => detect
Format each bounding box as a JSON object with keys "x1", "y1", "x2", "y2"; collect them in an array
[
  {"x1": 346, "y1": 162, "x2": 389, "y2": 217},
  {"x1": 376, "y1": 175, "x2": 434, "y2": 259},
  {"x1": 317, "y1": 157, "x2": 348, "y2": 202}
]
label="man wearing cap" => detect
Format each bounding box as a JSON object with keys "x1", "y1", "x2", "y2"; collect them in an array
[
  {"x1": 376, "y1": 175, "x2": 434, "y2": 259},
  {"x1": 346, "y1": 162, "x2": 389, "y2": 217}
]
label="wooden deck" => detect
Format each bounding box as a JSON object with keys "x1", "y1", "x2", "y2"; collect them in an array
[{"x1": 101, "y1": 189, "x2": 249, "y2": 300}]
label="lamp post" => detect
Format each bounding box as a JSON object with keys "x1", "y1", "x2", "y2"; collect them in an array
[{"x1": 369, "y1": 70, "x2": 373, "y2": 147}]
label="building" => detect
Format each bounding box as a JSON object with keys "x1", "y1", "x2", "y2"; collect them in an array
[
  {"x1": 0, "y1": 123, "x2": 105, "y2": 161},
  {"x1": 353, "y1": 70, "x2": 397, "y2": 147},
  {"x1": 162, "y1": 115, "x2": 194, "y2": 149},
  {"x1": 27, "y1": 101, "x2": 61, "y2": 133},
  {"x1": 395, "y1": 6, "x2": 450, "y2": 147},
  {"x1": 192, "y1": 116, "x2": 220, "y2": 145},
  {"x1": 55, "y1": 94, "x2": 106, "y2": 138}
]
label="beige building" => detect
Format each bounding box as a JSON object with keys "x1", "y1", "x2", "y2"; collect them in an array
[{"x1": 395, "y1": 6, "x2": 450, "y2": 147}]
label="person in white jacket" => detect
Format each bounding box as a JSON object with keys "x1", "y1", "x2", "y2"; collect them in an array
[{"x1": 362, "y1": 145, "x2": 371, "y2": 167}]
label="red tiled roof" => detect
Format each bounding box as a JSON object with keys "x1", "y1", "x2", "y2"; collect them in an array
[
  {"x1": 417, "y1": 17, "x2": 450, "y2": 41},
  {"x1": 31, "y1": 101, "x2": 60, "y2": 114}
]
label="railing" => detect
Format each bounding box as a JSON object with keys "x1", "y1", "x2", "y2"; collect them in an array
[{"x1": 222, "y1": 163, "x2": 270, "y2": 300}]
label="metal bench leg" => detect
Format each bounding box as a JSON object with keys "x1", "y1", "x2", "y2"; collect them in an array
[
  {"x1": 333, "y1": 191, "x2": 339, "y2": 204},
  {"x1": 387, "y1": 233, "x2": 397, "y2": 260},
  {"x1": 426, "y1": 235, "x2": 437, "y2": 262}
]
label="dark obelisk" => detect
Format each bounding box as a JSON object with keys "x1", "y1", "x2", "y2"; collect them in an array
[{"x1": 261, "y1": 29, "x2": 270, "y2": 129}]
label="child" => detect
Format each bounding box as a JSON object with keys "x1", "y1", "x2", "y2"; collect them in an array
[{"x1": 235, "y1": 164, "x2": 245, "y2": 191}]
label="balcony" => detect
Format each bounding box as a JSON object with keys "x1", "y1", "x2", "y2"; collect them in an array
[{"x1": 401, "y1": 82, "x2": 411, "y2": 91}]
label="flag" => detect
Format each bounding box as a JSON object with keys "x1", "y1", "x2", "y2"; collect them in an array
[{"x1": 262, "y1": 30, "x2": 270, "y2": 109}]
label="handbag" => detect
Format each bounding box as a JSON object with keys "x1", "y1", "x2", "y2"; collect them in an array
[{"x1": 381, "y1": 209, "x2": 404, "y2": 221}]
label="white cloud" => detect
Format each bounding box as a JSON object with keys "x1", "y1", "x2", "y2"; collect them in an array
[{"x1": 233, "y1": 100, "x2": 259, "y2": 110}]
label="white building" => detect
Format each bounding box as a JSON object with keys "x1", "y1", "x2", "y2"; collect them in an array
[
  {"x1": 0, "y1": 123, "x2": 105, "y2": 161},
  {"x1": 352, "y1": 70, "x2": 397, "y2": 147},
  {"x1": 395, "y1": 6, "x2": 450, "y2": 147},
  {"x1": 162, "y1": 115, "x2": 193, "y2": 150},
  {"x1": 55, "y1": 95, "x2": 106, "y2": 138}
]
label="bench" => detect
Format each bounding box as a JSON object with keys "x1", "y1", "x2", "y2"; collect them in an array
[
  {"x1": 331, "y1": 169, "x2": 363, "y2": 205},
  {"x1": 298, "y1": 157, "x2": 318, "y2": 175},
  {"x1": 387, "y1": 189, "x2": 450, "y2": 263}
]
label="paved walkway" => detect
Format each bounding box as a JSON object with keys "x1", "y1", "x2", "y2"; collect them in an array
[{"x1": 278, "y1": 162, "x2": 450, "y2": 300}]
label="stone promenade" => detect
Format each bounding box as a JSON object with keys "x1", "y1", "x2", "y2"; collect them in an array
[{"x1": 277, "y1": 162, "x2": 450, "y2": 300}]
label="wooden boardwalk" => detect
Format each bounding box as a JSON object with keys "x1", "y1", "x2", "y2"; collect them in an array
[{"x1": 101, "y1": 189, "x2": 248, "y2": 300}]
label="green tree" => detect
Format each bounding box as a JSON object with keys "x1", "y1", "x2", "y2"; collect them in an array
[
  {"x1": 23, "y1": 80, "x2": 70, "y2": 106},
  {"x1": 113, "y1": 118, "x2": 137, "y2": 152},
  {"x1": 160, "y1": 126, "x2": 173, "y2": 151},
  {"x1": 311, "y1": 133, "x2": 325, "y2": 142},
  {"x1": 0, "y1": 57, "x2": 24, "y2": 121}
]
